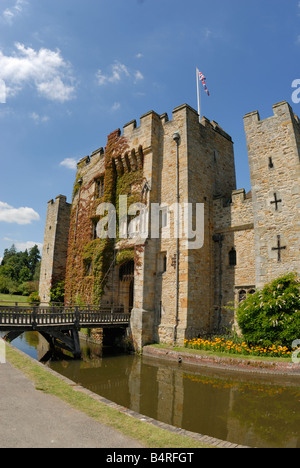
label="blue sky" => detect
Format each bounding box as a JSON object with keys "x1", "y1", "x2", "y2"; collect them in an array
[{"x1": 1, "y1": 0, "x2": 300, "y2": 259}]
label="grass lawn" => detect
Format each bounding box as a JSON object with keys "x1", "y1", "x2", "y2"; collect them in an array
[{"x1": 0, "y1": 293, "x2": 29, "y2": 305}]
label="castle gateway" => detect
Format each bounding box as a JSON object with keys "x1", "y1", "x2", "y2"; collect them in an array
[{"x1": 39, "y1": 101, "x2": 300, "y2": 349}]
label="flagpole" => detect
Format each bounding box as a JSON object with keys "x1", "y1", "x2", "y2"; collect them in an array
[{"x1": 196, "y1": 67, "x2": 201, "y2": 122}]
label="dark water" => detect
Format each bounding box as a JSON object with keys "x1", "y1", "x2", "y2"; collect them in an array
[{"x1": 5, "y1": 332, "x2": 300, "y2": 448}]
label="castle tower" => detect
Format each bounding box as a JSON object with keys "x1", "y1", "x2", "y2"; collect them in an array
[
  {"x1": 122, "y1": 104, "x2": 236, "y2": 346},
  {"x1": 244, "y1": 101, "x2": 300, "y2": 289},
  {"x1": 39, "y1": 195, "x2": 71, "y2": 304}
]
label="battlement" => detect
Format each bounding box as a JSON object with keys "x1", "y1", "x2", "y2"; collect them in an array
[
  {"x1": 47, "y1": 194, "x2": 70, "y2": 206},
  {"x1": 214, "y1": 188, "x2": 254, "y2": 232},
  {"x1": 214, "y1": 188, "x2": 252, "y2": 209},
  {"x1": 122, "y1": 103, "x2": 233, "y2": 142},
  {"x1": 74, "y1": 104, "x2": 233, "y2": 175},
  {"x1": 243, "y1": 101, "x2": 298, "y2": 126}
]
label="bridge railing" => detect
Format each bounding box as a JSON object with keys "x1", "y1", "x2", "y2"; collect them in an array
[{"x1": 0, "y1": 305, "x2": 130, "y2": 328}]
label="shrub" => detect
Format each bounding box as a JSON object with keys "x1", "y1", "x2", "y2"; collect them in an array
[
  {"x1": 28, "y1": 292, "x2": 40, "y2": 305},
  {"x1": 50, "y1": 281, "x2": 65, "y2": 304},
  {"x1": 237, "y1": 273, "x2": 300, "y2": 348}
]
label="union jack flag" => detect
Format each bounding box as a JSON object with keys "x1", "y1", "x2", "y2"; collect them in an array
[{"x1": 198, "y1": 71, "x2": 210, "y2": 96}]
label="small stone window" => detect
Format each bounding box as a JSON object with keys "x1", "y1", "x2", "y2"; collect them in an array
[
  {"x1": 239, "y1": 290, "x2": 247, "y2": 303},
  {"x1": 92, "y1": 221, "x2": 98, "y2": 240},
  {"x1": 229, "y1": 248, "x2": 237, "y2": 266},
  {"x1": 158, "y1": 252, "x2": 167, "y2": 274},
  {"x1": 163, "y1": 254, "x2": 167, "y2": 273},
  {"x1": 95, "y1": 177, "x2": 104, "y2": 199}
]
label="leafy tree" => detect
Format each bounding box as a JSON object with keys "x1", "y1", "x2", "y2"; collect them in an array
[
  {"x1": 1, "y1": 245, "x2": 17, "y2": 264},
  {"x1": 19, "y1": 266, "x2": 32, "y2": 283},
  {"x1": 0, "y1": 244, "x2": 41, "y2": 295},
  {"x1": 0, "y1": 275, "x2": 14, "y2": 294},
  {"x1": 28, "y1": 245, "x2": 41, "y2": 277},
  {"x1": 237, "y1": 273, "x2": 300, "y2": 348}
]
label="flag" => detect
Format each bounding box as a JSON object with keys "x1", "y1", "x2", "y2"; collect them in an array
[{"x1": 198, "y1": 71, "x2": 210, "y2": 96}]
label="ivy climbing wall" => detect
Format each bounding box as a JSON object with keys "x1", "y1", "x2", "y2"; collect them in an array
[{"x1": 64, "y1": 129, "x2": 144, "y2": 306}]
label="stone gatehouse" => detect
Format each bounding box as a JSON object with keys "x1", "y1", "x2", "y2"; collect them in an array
[{"x1": 39, "y1": 101, "x2": 300, "y2": 349}]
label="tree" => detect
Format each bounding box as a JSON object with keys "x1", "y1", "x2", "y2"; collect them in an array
[
  {"x1": 0, "y1": 244, "x2": 41, "y2": 295},
  {"x1": 19, "y1": 266, "x2": 32, "y2": 283},
  {"x1": 1, "y1": 245, "x2": 17, "y2": 264},
  {"x1": 28, "y1": 245, "x2": 41, "y2": 277}
]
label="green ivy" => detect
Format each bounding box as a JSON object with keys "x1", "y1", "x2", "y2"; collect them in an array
[
  {"x1": 65, "y1": 129, "x2": 144, "y2": 306},
  {"x1": 116, "y1": 249, "x2": 135, "y2": 266}
]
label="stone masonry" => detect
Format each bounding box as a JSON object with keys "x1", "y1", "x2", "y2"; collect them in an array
[
  {"x1": 39, "y1": 101, "x2": 300, "y2": 350},
  {"x1": 39, "y1": 195, "x2": 71, "y2": 304}
]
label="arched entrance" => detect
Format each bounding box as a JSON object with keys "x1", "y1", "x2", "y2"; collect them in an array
[{"x1": 118, "y1": 260, "x2": 134, "y2": 314}]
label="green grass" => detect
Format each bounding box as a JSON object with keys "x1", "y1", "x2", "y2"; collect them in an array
[
  {"x1": 0, "y1": 293, "x2": 29, "y2": 305},
  {"x1": 6, "y1": 345, "x2": 212, "y2": 449}
]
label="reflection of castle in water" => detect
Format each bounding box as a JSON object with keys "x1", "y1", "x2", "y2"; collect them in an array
[{"x1": 35, "y1": 332, "x2": 300, "y2": 448}]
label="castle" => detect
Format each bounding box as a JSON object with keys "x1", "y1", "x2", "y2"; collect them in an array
[{"x1": 39, "y1": 101, "x2": 300, "y2": 350}]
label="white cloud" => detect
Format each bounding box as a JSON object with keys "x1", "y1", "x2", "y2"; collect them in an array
[
  {"x1": 0, "y1": 43, "x2": 76, "y2": 102},
  {"x1": 203, "y1": 28, "x2": 213, "y2": 39},
  {"x1": 60, "y1": 158, "x2": 78, "y2": 170},
  {"x1": 96, "y1": 61, "x2": 144, "y2": 86},
  {"x1": 2, "y1": 0, "x2": 27, "y2": 24},
  {"x1": 135, "y1": 53, "x2": 144, "y2": 59},
  {"x1": 30, "y1": 112, "x2": 49, "y2": 123},
  {"x1": 134, "y1": 70, "x2": 144, "y2": 82},
  {"x1": 3, "y1": 237, "x2": 42, "y2": 252},
  {"x1": 0, "y1": 201, "x2": 40, "y2": 225},
  {"x1": 37, "y1": 76, "x2": 75, "y2": 102},
  {"x1": 111, "y1": 102, "x2": 121, "y2": 111}
]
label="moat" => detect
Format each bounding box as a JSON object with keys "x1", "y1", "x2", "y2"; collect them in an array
[{"x1": 6, "y1": 331, "x2": 300, "y2": 449}]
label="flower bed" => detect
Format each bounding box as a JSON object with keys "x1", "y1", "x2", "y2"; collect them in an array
[{"x1": 184, "y1": 337, "x2": 292, "y2": 359}]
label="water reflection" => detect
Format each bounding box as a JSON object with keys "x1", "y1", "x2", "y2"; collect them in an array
[{"x1": 7, "y1": 332, "x2": 300, "y2": 448}]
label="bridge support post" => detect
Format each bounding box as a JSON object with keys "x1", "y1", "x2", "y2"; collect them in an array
[
  {"x1": 71, "y1": 328, "x2": 81, "y2": 359},
  {"x1": 130, "y1": 308, "x2": 155, "y2": 351},
  {"x1": 39, "y1": 328, "x2": 82, "y2": 359}
]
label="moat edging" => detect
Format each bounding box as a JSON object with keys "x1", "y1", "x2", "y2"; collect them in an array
[{"x1": 143, "y1": 345, "x2": 300, "y2": 377}]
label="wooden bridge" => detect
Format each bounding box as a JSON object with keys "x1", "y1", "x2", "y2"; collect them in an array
[{"x1": 0, "y1": 305, "x2": 130, "y2": 359}]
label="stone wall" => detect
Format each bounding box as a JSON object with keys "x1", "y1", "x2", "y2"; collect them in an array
[
  {"x1": 39, "y1": 195, "x2": 71, "y2": 303},
  {"x1": 244, "y1": 101, "x2": 300, "y2": 289},
  {"x1": 186, "y1": 108, "x2": 236, "y2": 339},
  {"x1": 213, "y1": 189, "x2": 255, "y2": 329}
]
